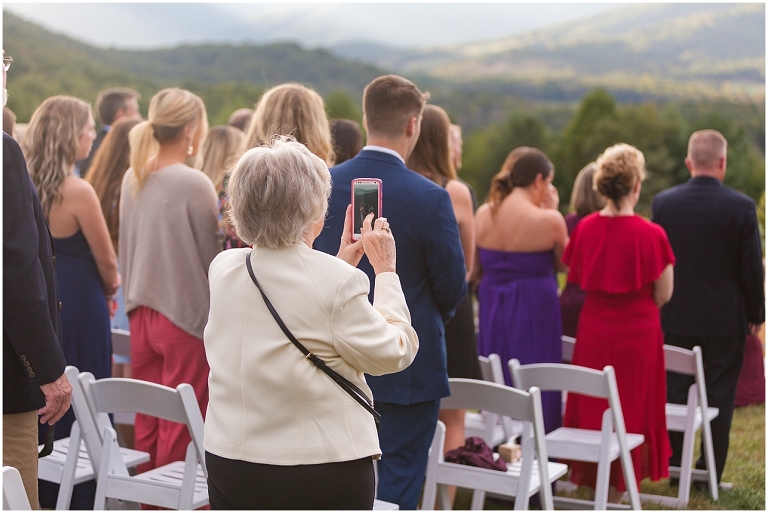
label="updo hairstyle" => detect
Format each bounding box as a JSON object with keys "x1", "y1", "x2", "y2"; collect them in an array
[
  {"x1": 228, "y1": 135, "x2": 331, "y2": 249},
  {"x1": 487, "y1": 147, "x2": 554, "y2": 210},
  {"x1": 594, "y1": 143, "x2": 646, "y2": 204},
  {"x1": 128, "y1": 87, "x2": 208, "y2": 189}
]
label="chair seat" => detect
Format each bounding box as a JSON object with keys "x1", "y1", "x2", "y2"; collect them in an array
[
  {"x1": 38, "y1": 438, "x2": 149, "y2": 485},
  {"x1": 435, "y1": 458, "x2": 568, "y2": 497},
  {"x1": 665, "y1": 404, "x2": 719, "y2": 432},
  {"x1": 545, "y1": 427, "x2": 645, "y2": 463},
  {"x1": 373, "y1": 498, "x2": 399, "y2": 510},
  {"x1": 102, "y1": 462, "x2": 208, "y2": 510}
]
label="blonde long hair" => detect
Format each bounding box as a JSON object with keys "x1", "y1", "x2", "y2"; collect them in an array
[
  {"x1": 23, "y1": 95, "x2": 92, "y2": 216},
  {"x1": 129, "y1": 88, "x2": 208, "y2": 189},
  {"x1": 200, "y1": 125, "x2": 246, "y2": 190},
  {"x1": 245, "y1": 83, "x2": 334, "y2": 166}
]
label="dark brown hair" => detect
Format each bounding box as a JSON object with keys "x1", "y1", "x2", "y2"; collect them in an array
[
  {"x1": 95, "y1": 87, "x2": 140, "y2": 126},
  {"x1": 363, "y1": 74, "x2": 429, "y2": 139},
  {"x1": 487, "y1": 147, "x2": 554, "y2": 210},
  {"x1": 406, "y1": 104, "x2": 456, "y2": 184},
  {"x1": 86, "y1": 117, "x2": 141, "y2": 252},
  {"x1": 330, "y1": 119, "x2": 363, "y2": 164}
]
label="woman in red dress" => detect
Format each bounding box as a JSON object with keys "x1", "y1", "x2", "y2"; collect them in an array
[{"x1": 562, "y1": 143, "x2": 675, "y2": 502}]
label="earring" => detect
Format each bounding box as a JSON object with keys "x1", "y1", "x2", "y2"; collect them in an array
[{"x1": 187, "y1": 145, "x2": 193, "y2": 156}]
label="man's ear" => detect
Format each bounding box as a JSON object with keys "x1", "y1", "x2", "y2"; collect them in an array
[
  {"x1": 684, "y1": 157, "x2": 694, "y2": 175},
  {"x1": 405, "y1": 116, "x2": 418, "y2": 138}
]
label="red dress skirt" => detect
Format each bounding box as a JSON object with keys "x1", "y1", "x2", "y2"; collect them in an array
[{"x1": 562, "y1": 213, "x2": 675, "y2": 491}]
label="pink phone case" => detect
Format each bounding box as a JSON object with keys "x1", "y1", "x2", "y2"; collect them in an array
[{"x1": 351, "y1": 178, "x2": 382, "y2": 240}]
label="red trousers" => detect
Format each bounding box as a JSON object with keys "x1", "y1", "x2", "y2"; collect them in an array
[{"x1": 129, "y1": 306, "x2": 209, "y2": 473}]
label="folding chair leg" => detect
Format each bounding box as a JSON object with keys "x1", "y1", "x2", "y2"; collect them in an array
[
  {"x1": 94, "y1": 428, "x2": 118, "y2": 510},
  {"x1": 55, "y1": 421, "x2": 81, "y2": 510},
  {"x1": 421, "y1": 423, "x2": 444, "y2": 510},
  {"x1": 594, "y1": 455, "x2": 610, "y2": 510},
  {"x1": 469, "y1": 489, "x2": 485, "y2": 510},
  {"x1": 701, "y1": 422, "x2": 719, "y2": 500}
]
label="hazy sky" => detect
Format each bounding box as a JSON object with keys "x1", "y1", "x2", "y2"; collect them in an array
[{"x1": 3, "y1": 2, "x2": 626, "y2": 49}]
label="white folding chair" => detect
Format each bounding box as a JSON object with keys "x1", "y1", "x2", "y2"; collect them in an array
[
  {"x1": 509, "y1": 360, "x2": 644, "y2": 510},
  {"x1": 3, "y1": 466, "x2": 31, "y2": 510},
  {"x1": 640, "y1": 345, "x2": 719, "y2": 507},
  {"x1": 562, "y1": 336, "x2": 576, "y2": 364},
  {"x1": 37, "y1": 366, "x2": 150, "y2": 510},
  {"x1": 422, "y1": 378, "x2": 568, "y2": 510},
  {"x1": 78, "y1": 372, "x2": 208, "y2": 510},
  {"x1": 465, "y1": 354, "x2": 524, "y2": 446}
]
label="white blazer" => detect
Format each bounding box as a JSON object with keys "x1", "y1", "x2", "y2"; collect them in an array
[{"x1": 203, "y1": 244, "x2": 418, "y2": 465}]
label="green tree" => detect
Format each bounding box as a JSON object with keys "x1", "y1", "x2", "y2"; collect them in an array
[{"x1": 324, "y1": 90, "x2": 362, "y2": 124}]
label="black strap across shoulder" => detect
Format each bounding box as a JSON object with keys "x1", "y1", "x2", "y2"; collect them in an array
[{"x1": 245, "y1": 251, "x2": 381, "y2": 428}]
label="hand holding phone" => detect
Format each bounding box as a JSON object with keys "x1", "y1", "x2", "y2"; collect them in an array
[{"x1": 351, "y1": 178, "x2": 382, "y2": 240}]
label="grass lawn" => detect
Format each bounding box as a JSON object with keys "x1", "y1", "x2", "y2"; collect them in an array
[{"x1": 451, "y1": 403, "x2": 765, "y2": 510}]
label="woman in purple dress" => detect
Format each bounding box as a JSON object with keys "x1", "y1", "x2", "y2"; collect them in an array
[
  {"x1": 559, "y1": 163, "x2": 605, "y2": 337},
  {"x1": 471, "y1": 147, "x2": 568, "y2": 433}
]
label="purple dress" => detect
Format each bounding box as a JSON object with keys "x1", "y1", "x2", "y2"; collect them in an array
[{"x1": 477, "y1": 248, "x2": 562, "y2": 433}]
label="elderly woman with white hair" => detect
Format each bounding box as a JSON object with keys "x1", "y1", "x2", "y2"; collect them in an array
[{"x1": 203, "y1": 136, "x2": 419, "y2": 510}]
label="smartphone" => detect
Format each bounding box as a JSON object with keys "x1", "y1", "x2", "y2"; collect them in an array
[{"x1": 351, "y1": 178, "x2": 382, "y2": 240}]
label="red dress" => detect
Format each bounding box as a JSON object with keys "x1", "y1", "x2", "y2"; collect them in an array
[{"x1": 562, "y1": 213, "x2": 675, "y2": 491}]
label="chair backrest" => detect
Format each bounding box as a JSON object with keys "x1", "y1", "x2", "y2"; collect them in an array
[
  {"x1": 3, "y1": 466, "x2": 31, "y2": 510},
  {"x1": 562, "y1": 336, "x2": 576, "y2": 363},
  {"x1": 478, "y1": 354, "x2": 505, "y2": 384},
  {"x1": 509, "y1": 360, "x2": 612, "y2": 399},
  {"x1": 78, "y1": 373, "x2": 206, "y2": 475},
  {"x1": 62, "y1": 365, "x2": 107, "y2": 471},
  {"x1": 110, "y1": 329, "x2": 131, "y2": 361},
  {"x1": 442, "y1": 378, "x2": 554, "y2": 508},
  {"x1": 663, "y1": 345, "x2": 711, "y2": 412}
]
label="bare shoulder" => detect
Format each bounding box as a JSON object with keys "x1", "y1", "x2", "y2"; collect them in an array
[
  {"x1": 61, "y1": 175, "x2": 99, "y2": 201},
  {"x1": 445, "y1": 179, "x2": 471, "y2": 197}
]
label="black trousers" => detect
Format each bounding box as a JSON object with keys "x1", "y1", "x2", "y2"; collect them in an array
[
  {"x1": 664, "y1": 333, "x2": 745, "y2": 483},
  {"x1": 206, "y1": 451, "x2": 375, "y2": 510}
]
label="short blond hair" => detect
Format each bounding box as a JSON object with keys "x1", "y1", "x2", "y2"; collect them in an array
[
  {"x1": 594, "y1": 143, "x2": 646, "y2": 203},
  {"x1": 23, "y1": 95, "x2": 93, "y2": 215},
  {"x1": 363, "y1": 74, "x2": 429, "y2": 139},
  {"x1": 688, "y1": 129, "x2": 727, "y2": 169},
  {"x1": 228, "y1": 136, "x2": 331, "y2": 249},
  {"x1": 245, "y1": 83, "x2": 334, "y2": 166}
]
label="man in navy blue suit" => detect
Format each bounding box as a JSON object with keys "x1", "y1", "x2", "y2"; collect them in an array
[
  {"x1": 314, "y1": 75, "x2": 466, "y2": 509},
  {"x1": 652, "y1": 129, "x2": 764, "y2": 488}
]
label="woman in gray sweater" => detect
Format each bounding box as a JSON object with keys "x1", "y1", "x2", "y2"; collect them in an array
[{"x1": 119, "y1": 87, "x2": 220, "y2": 473}]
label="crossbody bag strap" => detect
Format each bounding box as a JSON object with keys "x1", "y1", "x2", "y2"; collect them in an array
[{"x1": 245, "y1": 251, "x2": 381, "y2": 426}]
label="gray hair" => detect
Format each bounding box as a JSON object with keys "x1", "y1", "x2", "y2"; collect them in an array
[{"x1": 228, "y1": 135, "x2": 331, "y2": 248}]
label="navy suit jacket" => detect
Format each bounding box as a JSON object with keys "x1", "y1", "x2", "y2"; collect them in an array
[
  {"x1": 314, "y1": 149, "x2": 467, "y2": 404},
  {"x1": 651, "y1": 176, "x2": 764, "y2": 338},
  {"x1": 3, "y1": 133, "x2": 66, "y2": 414}
]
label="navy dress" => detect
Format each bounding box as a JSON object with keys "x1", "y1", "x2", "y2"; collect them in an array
[
  {"x1": 39, "y1": 230, "x2": 112, "y2": 509},
  {"x1": 50, "y1": 231, "x2": 112, "y2": 440}
]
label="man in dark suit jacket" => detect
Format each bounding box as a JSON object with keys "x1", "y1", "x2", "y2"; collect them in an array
[
  {"x1": 651, "y1": 129, "x2": 764, "y2": 486},
  {"x1": 3, "y1": 126, "x2": 72, "y2": 507},
  {"x1": 76, "y1": 87, "x2": 140, "y2": 178},
  {"x1": 314, "y1": 75, "x2": 466, "y2": 510}
]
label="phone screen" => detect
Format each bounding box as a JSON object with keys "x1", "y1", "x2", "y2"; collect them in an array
[{"x1": 352, "y1": 179, "x2": 381, "y2": 240}]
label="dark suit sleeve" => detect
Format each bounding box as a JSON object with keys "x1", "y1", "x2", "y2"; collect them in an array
[
  {"x1": 3, "y1": 135, "x2": 66, "y2": 387},
  {"x1": 424, "y1": 190, "x2": 468, "y2": 324},
  {"x1": 740, "y1": 200, "x2": 765, "y2": 324}
]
